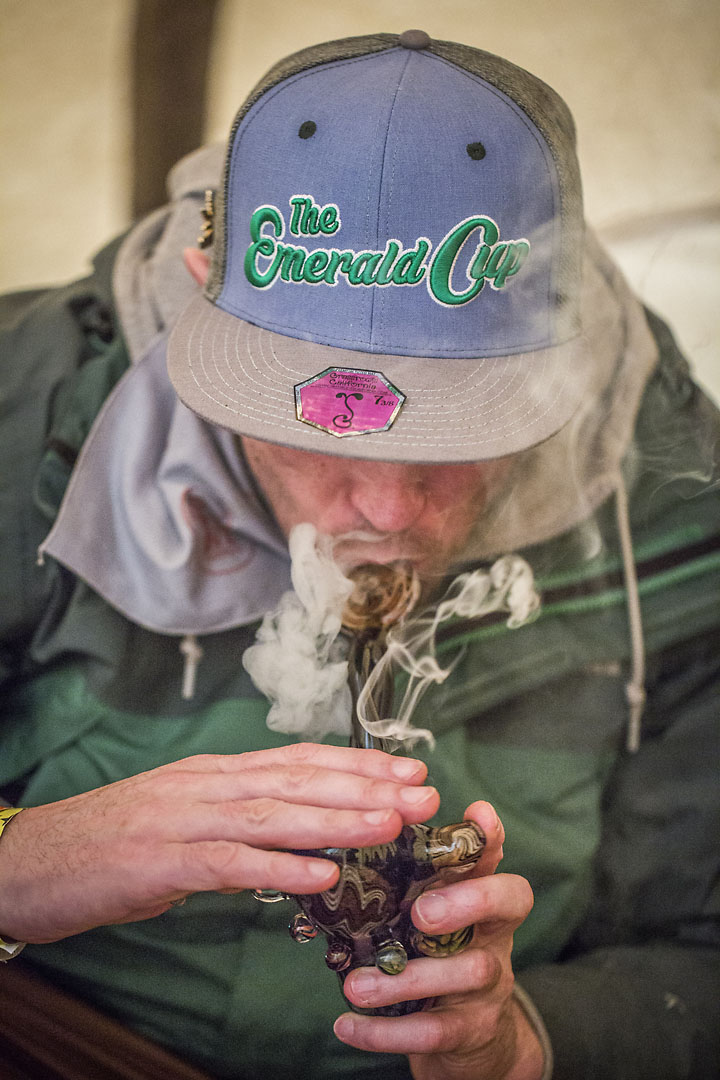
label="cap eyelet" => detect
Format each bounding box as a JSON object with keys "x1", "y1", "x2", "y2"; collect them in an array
[
  {"x1": 298, "y1": 121, "x2": 317, "y2": 139},
  {"x1": 466, "y1": 141, "x2": 486, "y2": 160}
]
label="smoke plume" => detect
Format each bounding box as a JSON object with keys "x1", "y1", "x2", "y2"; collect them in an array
[
  {"x1": 243, "y1": 524, "x2": 540, "y2": 746},
  {"x1": 242, "y1": 523, "x2": 354, "y2": 739}
]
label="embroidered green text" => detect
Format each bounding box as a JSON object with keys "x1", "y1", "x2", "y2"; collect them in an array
[{"x1": 244, "y1": 195, "x2": 530, "y2": 305}]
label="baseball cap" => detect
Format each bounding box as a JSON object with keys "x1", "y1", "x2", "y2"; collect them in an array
[{"x1": 168, "y1": 30, "x2": 598, "y2": 463}]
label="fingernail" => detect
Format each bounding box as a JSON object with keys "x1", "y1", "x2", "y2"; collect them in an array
[
  {"x1": 349, "y1": 970, "x2": 377, "y2": 1000},
  {"x1": 307, "y1": 859, "x2": 336, "y2": 880},
  {"x1": 334, "y1": 1015, "x2": 355, "y2": 1040},
  {"x1": 350, "y1": 969, "x2": 377, "y2": 992},
  {"x1": 363, "y1": 809, "x2": 395, "y2": 825},
  {"x1": 401, "y1": 785, "x2": 435, "y2": 804},
  {"x1": 391, "y1": 758, "x2": 423, "y2": 780},
  {"x1": 416, "y1": 890, "x2": 447, "y2": 924}
]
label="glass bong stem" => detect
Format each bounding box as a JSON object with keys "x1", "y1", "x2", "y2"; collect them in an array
[{"x1": 340, "y1": 561, "x2": 421, "y2": 752}]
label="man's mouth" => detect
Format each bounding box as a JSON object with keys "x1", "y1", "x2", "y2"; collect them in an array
[
  {"x1": 330, "y1": 533, "x2": 428, "y2": 571},
  {"x1": 329, "y1": 534, "x2": 456, "y2": 603}
]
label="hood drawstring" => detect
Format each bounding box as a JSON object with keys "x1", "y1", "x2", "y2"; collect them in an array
[
  {"x1": 615, "y1": 476, "x2": 647, "y2": 752},
  {"x1": 180, "y1": 634, "x2": 204, "y2": 700}
]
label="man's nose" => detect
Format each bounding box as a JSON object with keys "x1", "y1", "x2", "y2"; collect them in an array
[{"x1": 348, "y1": 465, "x2": 428, "y2": 533}]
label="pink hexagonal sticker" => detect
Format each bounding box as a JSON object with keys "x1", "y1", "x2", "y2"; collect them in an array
[{"x1": 294, "y1": 367, "x2": 405, "y2": 438}]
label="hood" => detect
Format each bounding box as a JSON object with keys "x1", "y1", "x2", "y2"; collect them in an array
[{"x1": 39, "y1": 145, "x2": 293, "y2": 635}]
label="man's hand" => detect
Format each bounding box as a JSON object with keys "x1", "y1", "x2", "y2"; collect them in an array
[
  {"x1": 335, "y1": 801, "x2": 544, "y2": 1080},
  {"x1": 0, "y1": 744, "x2": 438, "y2": 944}
]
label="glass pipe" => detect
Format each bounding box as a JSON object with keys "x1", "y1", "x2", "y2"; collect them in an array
[{"x1": 255, "y1": 563, "x2": 485, "y2": 1016}]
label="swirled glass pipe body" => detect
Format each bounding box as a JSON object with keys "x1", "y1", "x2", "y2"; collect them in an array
[{"x1": 289, "y1": 819, "x2": 485, "y2": 1016}]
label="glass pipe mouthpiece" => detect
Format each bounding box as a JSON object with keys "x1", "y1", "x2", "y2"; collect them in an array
[{"x1": 341, "y1": 562, "x2": 421, "y2": 637}]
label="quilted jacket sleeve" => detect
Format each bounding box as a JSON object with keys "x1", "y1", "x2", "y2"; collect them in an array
[{"x1": 0, "y1": 239, "x2": 128, "y2": 687}]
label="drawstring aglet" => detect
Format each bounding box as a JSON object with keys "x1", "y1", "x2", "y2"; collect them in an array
[
  {"x1": 625, "y1": 681, "x2": 647, "y2": 754},
  {"x1": 180, "y1": 634, "x2": 204, "y2": 700}
]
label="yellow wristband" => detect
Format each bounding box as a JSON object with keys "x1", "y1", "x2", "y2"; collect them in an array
[
  {"x1": 0, "y1": 807, "x2": 25, "y2": 955},
  {"x1": 0, "y1": 807, "x2": 24, "y2": 832}
]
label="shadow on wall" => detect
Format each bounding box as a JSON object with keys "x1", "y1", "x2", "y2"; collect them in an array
[
  {"x1": 131, "y1": 0, "x2": 220, "y2": 219},
  {"x1": 600, "y1": 205, "x2": 720, "y2": 404}
]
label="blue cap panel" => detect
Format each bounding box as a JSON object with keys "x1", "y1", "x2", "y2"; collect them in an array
[{"x1": 218, "y1": 47, "x2": 561, "y2": 359}]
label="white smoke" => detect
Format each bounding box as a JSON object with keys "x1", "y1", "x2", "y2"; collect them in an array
[
  {"x1": 356, "y1": 554, "x2": 540, "y2": 749},
  {"x1": 243, "y1": 524, "x2": 540, "y2": 745},
  {"x1": 242, "y1": 523, "x2": 354, "y2": 739}
]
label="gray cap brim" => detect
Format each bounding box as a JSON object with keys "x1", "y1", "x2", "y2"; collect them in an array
[{"x1": 167, "y1": 243, "x2": 613, "y2": 464}]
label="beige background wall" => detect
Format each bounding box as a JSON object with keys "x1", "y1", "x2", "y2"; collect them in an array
[{"x1": 2, "y1": 0, "x2": 718, "y2": 394}]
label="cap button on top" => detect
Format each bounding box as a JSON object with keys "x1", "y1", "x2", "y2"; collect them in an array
[{"x1": 399, "y1": 29, "x2": 431, "y2": 50}]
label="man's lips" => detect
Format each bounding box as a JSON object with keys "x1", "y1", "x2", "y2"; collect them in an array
[{"x1": 331, "y1": 538, "x2": 428, "y2": 570}]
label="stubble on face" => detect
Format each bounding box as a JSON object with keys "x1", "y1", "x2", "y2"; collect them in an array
[{"x1": 240, "y1": 437, "x2": 513, "y2": 588}]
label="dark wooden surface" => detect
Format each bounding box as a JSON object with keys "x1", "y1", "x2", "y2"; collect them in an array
[{"x1": 0, "y1": 960, "x2": 214, "y2": 1080}]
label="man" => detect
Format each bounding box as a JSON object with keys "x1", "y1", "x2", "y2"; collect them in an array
[{"x1": 0, "y1": 30, "x2": 718, "y2": 1080}]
